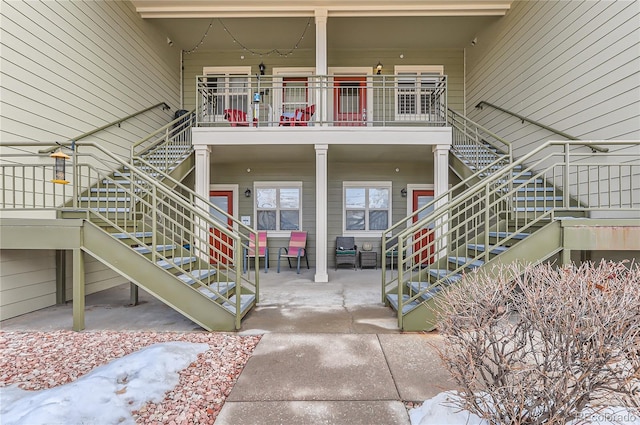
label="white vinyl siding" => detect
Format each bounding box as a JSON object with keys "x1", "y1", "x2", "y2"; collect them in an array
[
  {"x1": 466, "y1": 0, "x2": 640, "y2": 154},
  {"x1": 0, "y1": 1, "x2": 179, "y2": 159}
]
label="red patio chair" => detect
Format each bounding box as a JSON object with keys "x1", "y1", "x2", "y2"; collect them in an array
[
  {"x1": 277, "y1": 231, "x2": 310, "y2": 273},
  {"x1": 223, "y1": 109, "x2": 257, "y2": 127},
  {"x1": 279, "y1": 104, "x2": 315, "y2": 126}
]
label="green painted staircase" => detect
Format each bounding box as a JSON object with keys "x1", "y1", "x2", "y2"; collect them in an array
[
  {"x1": 382, "y1": 109, "x2": 638, "y2": 331},
  {"x1": 54, "y1": 112, "x2": 259, "y2": 331}
]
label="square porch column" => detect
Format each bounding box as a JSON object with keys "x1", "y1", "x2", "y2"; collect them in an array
[
  {"x1": 194, "y1": 144, "x2": 211, "y2": 262},
  {"x1": 315, "y1": 144, "x2": 329, "y2": 282},
  {"x1": 315, "y1": 9, "x2": 328, "y2": 124},
  {"x1": 433, "y1": 144, "x2": 450, "y2": 260}
]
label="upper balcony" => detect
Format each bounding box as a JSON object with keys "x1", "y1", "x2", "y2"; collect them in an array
[{"x1": 195, "y1": 74, "x2": 447, "y2": 129}]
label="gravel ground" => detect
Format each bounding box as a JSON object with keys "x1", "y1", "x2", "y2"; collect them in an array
[{"x1": 0, "y1": 330, "x2": 261, "y2": 424}]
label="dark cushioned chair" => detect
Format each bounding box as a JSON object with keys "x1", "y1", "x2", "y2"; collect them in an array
[{"x1": 335, "y1": 236, "x2": 357, "y2": 270}]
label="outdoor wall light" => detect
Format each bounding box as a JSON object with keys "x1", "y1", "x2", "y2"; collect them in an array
[
  {"x1": 50, "y1": 150, "x2": 70, "y2": 184},
  {"x1": 400, "y1": 188, "x2": 407, "y2": 197},
  {"x1": 376, "y1": 61, "x2": 383, "y2": 75},
  {"x1": 245, "y1": 188, "x2": 252, "y2": 197},
  {"x1": 258, "y1": 62, "x2": 266, "y2": 75}
]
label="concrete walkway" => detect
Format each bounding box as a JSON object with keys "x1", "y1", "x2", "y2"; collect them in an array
[{"x1": 1, "y1": 268, "x2": 457, "y2": 424}]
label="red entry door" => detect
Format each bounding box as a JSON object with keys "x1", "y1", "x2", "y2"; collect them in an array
[
  {"x1": 334, "y1": 77, "x2": 366, "y2": 126},
  {"x1": 209, "y1": 191, "x2": 233, "y2": 265},
  {"x1": 413, "y1": 190, "x2": 435, "y2": 265}
]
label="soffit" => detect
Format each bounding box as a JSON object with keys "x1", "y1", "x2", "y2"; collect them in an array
[{"x1": 131, "y1": 1, "x2": 513, "y2": 18}]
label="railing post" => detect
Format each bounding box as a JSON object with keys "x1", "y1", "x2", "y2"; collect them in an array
[
  {"x1": 235, "y1": 237, "x2": 242, "y2": 329},
  {"x1": 397, "y1": 235, "x2": 405, "y2": 328},
  {"x1": 72, "y1": 142, "x2": 78, "y2": 209},
  {"x1": 381, "y1": 234, "x2": 387, "y2": 302},
  {"x1": 564, "y1": 143, "x2": 570, "y2": 209},
  {"x1": 152, "y1": 184, "x2": 157, "y2": 263}
]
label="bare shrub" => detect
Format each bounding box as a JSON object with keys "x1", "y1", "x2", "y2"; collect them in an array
[{"x1": 436, "y1": 260, "x2": 640, "y2": 424}]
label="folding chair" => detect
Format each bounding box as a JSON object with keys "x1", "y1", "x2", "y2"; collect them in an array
[
  {"x1": 277, "y1": 231, "x2": 310, "y2": 273},
  {"x1": 244, "y1": 231, "x2": 268, "y2": 273}
]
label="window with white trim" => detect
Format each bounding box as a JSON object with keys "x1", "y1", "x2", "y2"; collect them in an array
[
  {"x1": 255, "y1": 182, "x2": 302, "y2": 232},
  {"x1": 343, "y1": 182, "x2": 391, "y2": 233},
  {"x1": 202, "y1": 67, "x2": 251, "y2": 119},
  {"x1": 394, "y1": 65, "x2": 444, "y2": 120}
]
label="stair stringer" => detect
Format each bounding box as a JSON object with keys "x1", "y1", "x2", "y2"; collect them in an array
[
  {"x1": 81, "y1": 220, "x2": 238, "y2": 331},
  {"x1": 400, "y1": 221, "x2": 563, "y2": 332}
]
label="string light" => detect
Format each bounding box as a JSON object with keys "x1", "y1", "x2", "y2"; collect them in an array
[
  {"x1": 183, "y1": 19, "x2": 214, "y2": 54},
  {"x1": 218, "y1": 18, "x2": 312, "y2": 57}
]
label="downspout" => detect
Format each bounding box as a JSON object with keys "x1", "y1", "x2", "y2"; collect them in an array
[
  {"x1": 463, "y1": 47, "x2": 467, "y2": 117},
  {"x1": 180, "y1": 49, "x2": 184, "y2": 110}
]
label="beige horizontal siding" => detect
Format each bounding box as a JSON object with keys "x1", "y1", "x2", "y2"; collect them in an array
[
  {"x1": 466, "y1": 0, "x2": 640, "y2": 151},
  {"x1": 0, "y1": 0, "x2": 179, "y2": 157},
  {"x1": 0, "y1": 250, "x2": 56, "y2": 320}
]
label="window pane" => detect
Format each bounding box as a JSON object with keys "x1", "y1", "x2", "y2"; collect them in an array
[
  {"x1": 345, "y1": 188, "x2": 366, "y2": 208},
  {"x1": 280, "y1": 188, "x2": 300, "y2": 209},
  {"x1": 369, "y1": 188, "x2": 389, "y2": 208},
  {"x1": 280, "y1": 210, "x2": 300, "y2": 230},
  {"x1": 346, "y1": 210, "x2": 365, "y2": 230},
  {"x1": 256, "y1": 188, "x2": 277, "y2": 208},
  {"x1": 257, "y1": 211, "x2": 276, "y2": 230},
  {"x1": 369, "y1": 210, "x2": 388, "y2": 230}
]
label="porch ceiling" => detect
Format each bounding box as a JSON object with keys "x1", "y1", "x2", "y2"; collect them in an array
[
  {"x1": 210, "y1": 144, "x2": 432, "y2": 164},
  {"x1": 133, "y1": 1, "x2": 510, "y2": 51}
]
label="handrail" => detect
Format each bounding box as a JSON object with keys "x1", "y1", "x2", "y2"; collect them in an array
[
  {"x1": 0, "y1": 140, "x2": 260, "y2": 323},
  {"x1": 387, "y1": 139, "x2": 638, "y2": 326},
  {"x1": 382, "y1": 109, "x2": 512, "y2": 257},
  {"x1": 131, "y1": 108, "x2": 196, "y2": 159},
  {"x1": 475, "y1": 100, "x2": 608, "y2": 153},
  {"x1": 39, "y1": 102, "x2": 171, "y2": 154}
]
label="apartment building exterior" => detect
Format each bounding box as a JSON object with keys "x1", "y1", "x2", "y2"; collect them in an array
[{"x1": 1, "y1": 1, "x2": 638, "y2": 329}]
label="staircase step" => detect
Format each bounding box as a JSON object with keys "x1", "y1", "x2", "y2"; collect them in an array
[
  {"x1": 177, "y1": 269, "x2": 218, "y2": 285},
  {"x1": 91, "y1": 187, "x2": 138, "y2": 193},
  {"x1": 513, "y1": 206, "x2": 554, "y2": 212},
  {"x1": 407, "y1": 281, "x2": 444, "y2": 301},
  {"x1": 79, "y1": 196, "x2": 131, "y2": 202},
  {"x1": 428, "y1": 269, "x2": 463, "y2": 283},
  {"x1": 467, "y1": 244, "x2": 508, "y2": 255},
  {"x1": 513, "y1": 196, "x2": 563, "y2": 202},
  {"x1": 156, "y1": 256, "x2": 197, "y2": 269},
  {"x1": 133, "y1": 244, "x2": 176, "y2": 255},
  {"x1": 516, "y1": 187, "x2": 555, "y2": 192},
  {"x1": 489, "y1": 231, "x2": 530, "y2": 240},
  {"x1": 448, "y1": 257, "x2": 484, "y2": 269},
  {"x1": 111, "y1": 231, "x2": 153, "y2": 239},
  {"x1": 222, "y1": 294, "x2": 256, "y2": 314},
  {"x1": 386, "y1": 293, "x2": 421, "y2": 314},
  {"x1": 197, "y1": 282, "x2": 235, "y2": 300},
  {"x1": 95, "y1": 207, "x2": 130, "y2": 213}
]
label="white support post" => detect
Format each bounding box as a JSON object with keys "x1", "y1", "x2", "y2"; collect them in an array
[
  {"x1": 194, "y1": 144, "x2": 211, "y2": 263},
  {"x1": 315, "y1": 9, "x2": 328, "y2": 124},
  {"x1": 315, "y1": 144, "x2": 329, "y2": 283},
  {"x1": 433, "y1": 144, "x2": 450, "y2": 260}
]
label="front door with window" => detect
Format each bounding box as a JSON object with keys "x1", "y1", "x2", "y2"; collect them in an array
[
  {"x1": 412, "y1": 189, "x2": 435, "y2": 265},
  {"x1": 334, "y1": 77, "x2": 367, "y2": 126},
  {"x1": 209, "y1": 190, "x2": 234, "y2": 265}
]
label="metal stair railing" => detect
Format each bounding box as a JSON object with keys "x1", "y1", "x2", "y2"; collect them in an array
[
  {"x1": 0, "y1": 141, "x2": 259, "y2": 329},
  {"x1": 448, "y1": 108, "x2": 513, "y2": 172},
  {"x1": 475, "y1": 100, "x2": 608, "y2": 153},
  {"x1": 381, "y1": 109, "x2": 512, "y2": 299},
  {"x1": 38, "y1": 102, "x2": 172, "y2": 154},
  {"x1": 388, "y1": 140, "x2": 639, "y2": 327},
  {"x1": 131, "y1": 109, "x2": 195, "y2": 169}
]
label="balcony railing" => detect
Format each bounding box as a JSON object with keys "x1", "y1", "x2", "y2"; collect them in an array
[{"x1": 195, "y1": 74, "x2": 447, "y2": 128}]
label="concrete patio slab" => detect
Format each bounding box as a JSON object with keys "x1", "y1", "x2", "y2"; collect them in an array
[
  {"x1": 227, "y1": 333, "x2": 399, "y2": 402},
  {"x1": 215, "y1": 400, "x2": 410, "y2": 425},
  {"x1": 379, "y1": 333, "x2": 458, "y2": 401}
]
